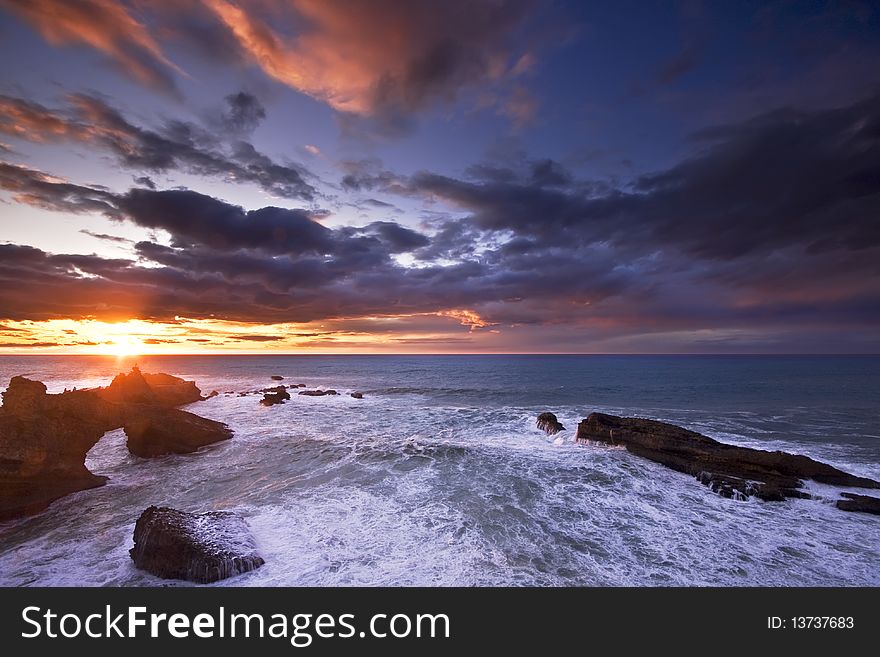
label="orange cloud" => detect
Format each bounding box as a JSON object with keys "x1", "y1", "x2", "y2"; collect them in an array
[
  {"x1": 0, "y1": 0, "x2": 183, "y2": 93},
  {"x1": 202, "y1": 0, "x2": 531, "y2": 115}
]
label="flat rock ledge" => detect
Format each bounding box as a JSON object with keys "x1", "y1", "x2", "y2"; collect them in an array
[
  {"x1": 576, "y1": 412, "x2": 880, "y2": 509},
  {"x1": 130, "y1": 506, "x2": 265, "y2": 584}
]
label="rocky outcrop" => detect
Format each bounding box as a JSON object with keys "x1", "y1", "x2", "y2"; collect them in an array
[
  {"x1": 124, "y1": 409, "x2": 233, "y2": 458},
  {"x1": 260, "y1": 386, "x2": 290, "y2": 406},
  {"x1": 0, "y1": 378, "x2": 112, "y2": 520},
  {"x1": 836, "y1": 493, "x2": 880, "y2": 515},
  {"x1": 130, "y1": 506, "x2": 264, "y2": 583},
  {"x1": 0, "y1": 368, "x2": 232, "y2": 520},
  {"x1": 99, "y1": 367, "x2": 203, "y2": 407},
  {"x1": 299, "y1": 389, "x2": 338, "y2": 397},
  {"x1": 537, "y1": 412, "x2": 565, "y2": 435},
  {"x1": 350, "y1": 391, "x2": 364, "y2": 399},
  {"x1": 576, "y1": 412, "x2": 879, "y2": 503}
]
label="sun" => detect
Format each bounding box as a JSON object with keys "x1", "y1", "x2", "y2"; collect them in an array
[{"x1": 106, "y1": 336, "x2": 145, "y2": 358}]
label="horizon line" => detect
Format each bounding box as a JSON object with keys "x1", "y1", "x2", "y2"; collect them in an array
[{"x1": 1, "y1": 352, "x2": 879, "y2": 357}]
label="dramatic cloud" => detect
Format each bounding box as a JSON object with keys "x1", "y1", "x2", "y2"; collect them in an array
[
  {"x1": 201, "y1": 0, "x2": 535, "y2": 117},
  {"x1": 0, "y1": 93, "x2": 315, "y2": 200},
  {"x1": 1, "y1": 92, "x2": 878, "y2": 350},
  {"x1": 0, "y1": 0, "x2": 182, "y2": 94}
]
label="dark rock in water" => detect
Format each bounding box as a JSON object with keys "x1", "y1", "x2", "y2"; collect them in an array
[
  {"x1": 260, "y1": 386, "x2": 290, "y2": 406},
  {"x1": 0, "y1": 368, "x2": 232, "y2": 520},
  {"x1": 537, "y1": 412, "x2": 565, "y2": 435},
  {"x1": 298, "y1": 389, "x2": 336, "y2": 397},
  {"x1": 350, "y1": 391, "x2": 364, "y2": 399},
  {"x1": 836, "y1": 493, "x2": 880, "y2": 515},
  {"x1": 576, "y1": 412, "x2": 879, "y2": 504},
  {"x1": 124, "y1": 409, "x2": 232, "y2": 458},
  {"x1": 206, "y1": 390, "x2": 219, "y2": 399},
  {"x1": 270, "y1": 375, "x2": 284, "y2": 381},
  {"x1": 130, "y1": 506, "x2": 264, "y2": 583},
  {"x1": 288, "y1": 383, "x2": 306, "y2": 389}
]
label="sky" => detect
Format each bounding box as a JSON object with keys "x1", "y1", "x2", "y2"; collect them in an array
[{"x1": 0, "y1": 0, "x2": 879, "y2": 355}]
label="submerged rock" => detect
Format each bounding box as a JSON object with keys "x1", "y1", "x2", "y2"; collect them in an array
[
  {"x1": 836, "y1": 493, "x2": 880, "y2": 515},
  {"x1": 260, "y1": 386, "x2": 290, "y2": 406},
  {"x1": 350, "y1": 391, "x2": 364, "y2": 399},
  {"x1": 130, "y1": 506, "x2": 264, "y2": 583},
  {"x1": 537, "y1": 412, "x2": 565, "y2": 435},
  {"x1": 270, "y1": 375, "x2": 284, "y2": 381},
  {"x1": 576, "y1": 412, "x2": 879, "y2": 504},
  {"x1": 124, "y1": 409, "x2": 233, "y2": 458},
  {"x1": 0, "y1": 368, "x2": 232, "y2": 520},
  {"x1": 298, "y1": 389, "x2": 337, "y2": 397},
  {"x1": 287, "y1": 383, "x2": 306, "y2": 389}
]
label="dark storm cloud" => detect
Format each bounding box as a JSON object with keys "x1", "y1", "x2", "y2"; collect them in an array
[
  {"x1": 2, "y1": 92, "x2": 879, "y2": 346},
  {"x1": 0, "y1": 161, "x2": 119, "y2": 216},
  {"x1": 118, "y1": 188, "x2": 332, "y2": 254},
  {"x1": 363, "y1": 221, "x2": 430, "y2": 252},
  {"x1": 217, "y1": 92, "x2": 266, "y2": 135},
  {"x1": 0, "y1": 93, "x2": 315, "y2": 200},
  {"x1": 407, "y1": 93, "x2": 880, "y2": 262}
]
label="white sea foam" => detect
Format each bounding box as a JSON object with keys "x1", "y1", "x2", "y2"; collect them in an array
[{"x1": 1, "y1": 356, "x2": 878, "y2": 586}]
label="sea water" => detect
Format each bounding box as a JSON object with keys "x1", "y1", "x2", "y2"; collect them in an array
[{"x1": 0, "y1": 354, "x2": 877, "y2": 586}]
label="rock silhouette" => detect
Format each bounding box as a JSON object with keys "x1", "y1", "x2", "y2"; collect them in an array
[
  {"x1": 260, "y1": 386, "x2": 290, "y2": 406},
  {"x1": 0, "y1": 368, "x2": 232, "y2": 520}
]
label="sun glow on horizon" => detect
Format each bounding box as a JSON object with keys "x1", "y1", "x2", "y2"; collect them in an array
[{"x1": 0, "y1": 309, "x2": 500, "y2": 355}]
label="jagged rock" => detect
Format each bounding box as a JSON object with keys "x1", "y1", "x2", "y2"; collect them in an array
[
  {"x1": 260, "y1": 386, "x2": 290, "y2": 406},
  {"x1": 130, "y1": 506, "x2": 264, "y2": 583},
  {"x1": 99, "y1": 367, "x2": 203, "y2": 407},
  {"x1": 298, "y1": 389, "x2": 337, "y2": 397},
  {"x1": 537, "y1": 412, "x2": 565, "y2": 435},
  {"x1": 124, "y1": 409, "x2": 233, "y2": 458},
  {"x1": 576, "y1": 412, "x2": 879, "y2": 504},
  {"x1": 0, "y1": 368, "x2": 232, "y2": 520},
  {"x1": 836, "y1": 493, "x2": 880, "y2": 515},
  {"x1": 270, "y1": 375, "x2": 284, "y2": 381},
  {"x1": 350, "y1": 392, "x2": 364, "y2": 399}
]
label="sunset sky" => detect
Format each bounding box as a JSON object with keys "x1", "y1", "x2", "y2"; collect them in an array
[{"x1": 1, "y1": 0, "x2": 879, "y2": 354}]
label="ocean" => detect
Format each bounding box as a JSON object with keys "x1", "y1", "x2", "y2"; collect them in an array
[{"x1": 0, "y1": 354, "x2": 878, "y2": 586}]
